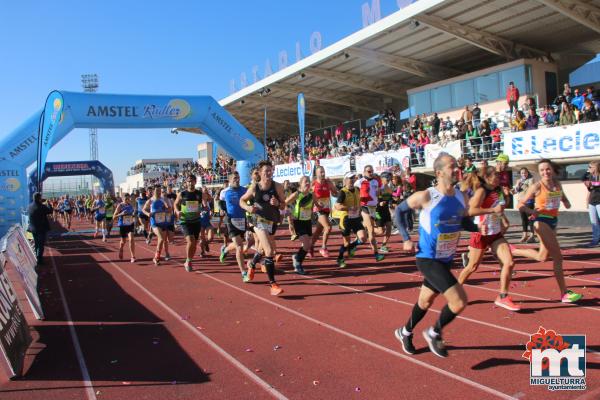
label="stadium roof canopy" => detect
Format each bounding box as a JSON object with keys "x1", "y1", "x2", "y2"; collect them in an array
[{"x1": 186, "y1": 0, "x2": 600, "y2": 138}]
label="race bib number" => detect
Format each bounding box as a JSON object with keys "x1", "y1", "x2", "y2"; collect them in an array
[
  {"x1": 546, "y1": 191, "x2": 561, "y2": 210},
  {"x1": 186, "y1": 201, "x2": 199, "y2": 213},
  {"x1": 154, "y1": 212, "x2": 167, "y2": 223},
  {"x1": 299, "y1": 208, "x2": 312, "y2": 220},
  {"x1": 256, "y1": 216, "x2": 274, "y2": 232},
  {"x1": 231, "y1": 217, "x2": 246, "y2": 230},
  {"x1": 348, "y1": 208, "x2": 360, "y2": 218},
  {"x1": 482, "y1": 214, "x2": 501, "y2": 236},
  {"x1": 122, "y1": 215, "x2": 134, "y2": 226},
  {"x1": 435, "y1": 232, "x2": 460, "y2": 259},
  {"x1": 99, "y1": 207, "x2": 105, "y2": 214},
  {"x1": 317, "y1": 197, "x2": 331, "y2": 209}
]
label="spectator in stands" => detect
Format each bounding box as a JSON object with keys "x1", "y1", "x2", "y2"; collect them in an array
[
  {"x1": 544, "y1": 106, "x2": 558, "y2": 127},
  {"x1": 472, "y1": 103, "x2": 481, "y2": 129},
  {"x1": 490, "y1": 124, "x2": 502, "y2": 157},
  {"x1": 444, "y1": 116, "x2": 453, "y2": 131},
  {"x1": 521, "y1": 96, "x2": 537, "y2": 114},
  {"x1": 496, "y1": 154, "x2": 512, "y2": 206},
  {"x1": 525, "y1": 108, "x2": 540, "y2": 130},
  {"x1": 432, "y1": 113, "x2": 440, "y2": 138},
  {"x1": 417, "y1": 130, "x2": 430, "y2": 164},
  {"x1": 479, "y1": 119, "x2": 492, "y2": 159},
  {"x1": 465, "y1": 121, "x2": 480, "y2": 159},
  {"x1": 28, "y1": 192, "x2": 52, "y2": 266},
  {"x1": 563, "y1": 83, "x2": 572, "y2": 101},
  {"x1": 463, "y1": 156, "x2": 476, "y2": 173},
  {"x1": 559, "y1": 102, "x2": 576, "y2": 125},
  {"x1": 585, "y1": 86, "x2": 595, "y2": 101},
  {"x1": 580, "y1": 99, "x2": 598, "y2": 123},
  {"x1": 462, "y1": 105, "x2": 473, "y2": 124},
  {"x1": 506, "y1": 81, "x2": 520, "y2": 115},
  {"x1": 511, "y1": 110, "x2": 526, "y2": 131},
  {"x1": 571, "y1": 88, "x2": 585, "y2": 110}
]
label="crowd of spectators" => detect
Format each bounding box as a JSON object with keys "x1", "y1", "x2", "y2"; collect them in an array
[{"x1": 140, "y1": 154, "x2": 236, "y2": 187}]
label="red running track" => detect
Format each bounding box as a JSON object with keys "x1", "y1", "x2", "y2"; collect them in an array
[{"x1": 0, "y1": 219, "x2": 598, "y2": 400}]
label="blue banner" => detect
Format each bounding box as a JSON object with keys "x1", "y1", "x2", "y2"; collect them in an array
[
  {"x1": 37, "y1": 91, "x2": 64, "y2": 191},
  {"x1": 297, "y1": 93, "x2": 306, "y2": 172}
]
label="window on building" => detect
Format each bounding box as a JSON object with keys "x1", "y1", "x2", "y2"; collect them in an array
[
  {"x1": 412, "y1": 90, "x2": 431, "y2": 115},
  {"x1": 451, "y1": 79, "x2": 475, "y2": 108},
  {"x1": 562, "y1": 163, "x2": 588, "y2": 181},
  {"x1": 475, "y1": 73, "x2": 500, "y2": 103},
  {"x1": 500, "y1": 66, "x2": 527, "y2": 95},
  {"x1": 431, "y1": 85, "x2": 452, "y2": 112}
]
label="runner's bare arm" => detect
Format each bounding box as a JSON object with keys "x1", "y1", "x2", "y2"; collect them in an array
[
  {"x1": 173, "y1": 193, "x2": 182, "y2": 217},
  {"x1": 240, "y1": 184, "x2": 256, "y2": 213},
  {"x1": 285, "y1": 191, "x2": 299, "y2": 206},
  {"x1": 275, "y1": 182, "x2": 286, "y2": 210},
  {"x1": 517, "y1": 182, "x2": 540, "y2": 215},
  {"x1": 143, "y1": 199, "x2": 152, "y2": 217},
  {"x1": 558, "y1": 181, "x2": 571, "y2": 209},
  {"x1": 328, "y1": 180, "x2": 339, "y2": 196},
  {"x1": 466, "y1": 188, "x2": 503, "y2": 217}
]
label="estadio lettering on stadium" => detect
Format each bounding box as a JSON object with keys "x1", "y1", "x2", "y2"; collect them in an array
[
  {"x1": 273, "y1": 160, "x2": 316, "y2": 183},
  {"x1": 505, "y1": 121, "x2": 600, "y2": 161}
]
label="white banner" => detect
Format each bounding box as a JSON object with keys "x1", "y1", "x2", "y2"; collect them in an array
[
  {"x1": 319, "y1": 156, "x2": 351, "y2": 177},
  {"x1": 424, "y1": 140, "x2": 463, "y2": 168},
  {"x1": 273, "y1": 160, "x2": 316, "y2": 183},
  {"x1": 355, "y1": 148, "x2": 411, "y2": 174},
  {"x1": 3, "y1": 226, "x2": 44, "y2": 320},
  {"x1": 505, "y1": 121, "x2": 600, "y2": 161}
]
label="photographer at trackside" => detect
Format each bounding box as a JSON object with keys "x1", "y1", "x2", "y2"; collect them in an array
[{"x1": 28, "y1": 192, "x2": 52, "y2": 267}]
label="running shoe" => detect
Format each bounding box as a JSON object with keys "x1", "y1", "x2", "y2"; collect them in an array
[
  {"x1": 292, "y1": 254, "x2": 300, "y2": 270},
  {"x1": 219, "y1": 245, "x2": 228, "y2": 263},
  {"x1": 422, "y1": 329, "x2": 448, "y2": 358},
  {"x1": 275, "y1": 253, "x2": 283, "y2": 263},
  {"x1": 184, "y1": 260, "x2": 192, "y2": 272},
  {"x1": 270, "y1": 283, "x2": 283, "y2": 296},
  {"x1": 164, "y1": 254, "x2": 171, "y2": 261},
  {"x1": 118, "y1": 247, "x2": 124, "y2": 260},
  {"x1": 337, "y1": 258, "x2": 347, "y2": 268},
  {"x1": 130, "y1": 257, "x2": 136, "y2": 263},
  {"x1": 394, "y1": 328, "x2": 416, "y2": 355},
  {"x1": 391, "y1": 229, "x2": 399, "y2": 235},
  {"x1": 584, "y1": 241, "x2": 598, "y2": 248},
  {"x1": 494, "y1": 295, "x2": 521, "y2": 311},
  {"x1": 94, "y1": 231, "x2": 98, "y2": 239},
  {"x1": 375, "y1": 253, "x2": 385, "y2": 262},
  {"x1": 246, "y1": 261, "x2": 255, "y2": 281},
  {"x1": 102, "y1": 236, "x2": 107, "y2": 243},
  {"x1": 146, "y1": 238, "x2": 151, "y2": 245},
  {"x1": 379, "y1": 245, "x2": 389, "y2": 254},
  {"x1": 461, "y1": 252, "x2": 469, "y2": 268},
  {"x1": 153, "y1": 255, "x2": 160, "y2": 266},
  {"x1": 290, "y1": 234, "x2": 298, "y2": 241},
  {"x1": 319, "y1": 248, "x2": 330, "y2": 258},
  {"x1": 561, "y1": 290, "x2": 583, "y2": 303},
  {"x1": 241, "y1": 271, "x2": 249, "y2": 282}
]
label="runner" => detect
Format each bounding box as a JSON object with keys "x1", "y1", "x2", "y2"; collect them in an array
[
  {"x1": 355, "y1": 165, "x2": 383, "y2": 258},
  {"x1": 104, "y1": 193, "x2": 115, "y2": 239},
  {"x1": 243, "y1": 168, "x2": 260, "y2": 256},
  {"x1": 85, "y1": 195, "x2": 94, "y2": 223},
  {"x1": 393, "y1": 154, "x2": 502, "y2": 357},
  {"x1": 62, "y1": 194, "x2": 73, "y2": 230},
  {"x1": 335, "y1": 172, "x2": 384, "y2": 268},
  {"x1": 511, "y1": 159, "x2": 583, "y2": 303},
  {"x1": 219, "y1": 172, "x2": 249, "y2": 282},
  {"x1": 310, "y1": 166, "x2": 338, "y2": 257},
  {"x1": 374, "y1": 172, "x2": 393, "y2": 253},
  {"x1": 76, "y1": 196, "x2": 85, "y2": 221},
  {"x1": 286, "y1": 176, "x2": 313, "y2": 275},
  {"x1": 91, "y1": 193, "x2": 107, "y2": 242},
  {"x1": 143, "y1": 185, "x2": 171, "y2": 265},
  {"x1": 283, "y1": 180, "x2": 297, "y2": 240},
  {"x1": 199, "y1": 186, "x2": 213, "y2": 257},
  {"x1": 240, "y1": 160, "x2": 286, "y2": 295},
  {"x1": 457, "y1": 167, "x2": 520, "y2": 311},
  {"x1": 164, "y1": 184, "x2": 177, "y2": 247},
  {"x1": 174, "y1": 174, "x2": 202, "y2": 272},
  {"x1": 113, "y1": 193, "x2": 136, "y2": 262},
  {"x1": 136, "y1": 189, "x2": 150, "y2": 241}
]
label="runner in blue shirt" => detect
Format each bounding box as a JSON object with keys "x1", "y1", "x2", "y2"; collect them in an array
[
  {"x1": 143, "y1": 185, "x2": 171, "y2": 265},
  {"x1": 218, "y1": 172, "x2": 249, "y2": 282},
  {"x1": 91, "y1": 193, "x2": 107, "y2": 242},
  {"x1": 113, "y1": 193, "x2": 137, "y2": 263},
  {"x1": 393, "y1": 154, "x2": 502, "y2": 358}
]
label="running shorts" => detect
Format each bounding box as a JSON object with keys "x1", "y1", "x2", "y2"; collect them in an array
[
  {"x1": 416, "y1": 258, "x2": 458, "y2": 294},
  {"x1": 469, "y1": 232, "x2": 504, "y2": 250},
  {"x1": 293, "y1": 219, "x2": 312, "y2": 237}
]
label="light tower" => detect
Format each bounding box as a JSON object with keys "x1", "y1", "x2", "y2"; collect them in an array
[{"x1": 81, "y1": 74, "x2": 99, "y2": 192}]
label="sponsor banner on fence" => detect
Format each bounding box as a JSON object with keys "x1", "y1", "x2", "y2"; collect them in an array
[
  {"x1": 355, "y1": 148, "x2": 411, "y2": 174},
  {"x1": 424, "y1": 140, "x2": 462, "y2": 169},
  {"x1": 273, "y1": 160, "x2": 316, "y2": 183},
  {"x1": 319, "y1": 156, "x2": 351, "y2": 177},
  {"x1": 3, "y1": 226, "x2": 44, "y2": 320},
  {"x1": 505, "y1": 121, "x2": 600, "y2": 161},
  {"x1": 0, "y1": 253, "x2": 32, "y2": 378}
]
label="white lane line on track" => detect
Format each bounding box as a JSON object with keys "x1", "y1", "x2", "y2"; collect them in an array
[
  {"x1": 197, "y1": 271, "x2": 516, "y2": 400},
  {"x1": 48, "y1": 247, "x2": 97, "y2": 400},
  {"x1": 79, "y1": 238, "x2": 289, "y2": 400},
  {"x1": 127, "y1": 239, "x2": 600, "y2": 355}
]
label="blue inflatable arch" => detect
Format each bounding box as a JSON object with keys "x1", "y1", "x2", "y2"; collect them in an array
[
  {"x1": 0, "y1": 91, "x2": 264, "y2": 236},
  {"x1": 28, "y1": 160, "x2": 115, "y2": 199}
]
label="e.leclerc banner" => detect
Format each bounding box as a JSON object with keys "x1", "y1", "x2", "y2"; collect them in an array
[
  {"x1": 273, "y1": 160, "x2": 315, "y2": 183},
  {"x1": 0, "y1": 252, "x2": 32, "y2": 378},
  {"x1": 355, "y1": 148, "x2": 411, "y2": 174},
  {"x1": 505, "y1": 121, "x2": 600, "y2": 161},
  {"x1": 3, "y1": 226, "x2": 44, "y2": 320},
  {"x1": 37, "y1": 91, "x2": 64, "y2": 190},
  {"x1": 298, "y1": 93, "x2": 306, "y2": 172}
]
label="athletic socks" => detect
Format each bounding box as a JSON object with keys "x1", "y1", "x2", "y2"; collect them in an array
[
  {"x1": 338, "y1": 245, "x2": 347, "y2": 259},
  {"x1": 251, "y1": 252, "x2": 263, "y2": 267},
  {"x1": 297, "y1": 247, "x2": 307, "y2": 263},
  {"x1": 405, "y1": 303, "x2": 427, "y2": 333},
  {"x1": 349, "y1": 240, "x2": 359, "y2": 250},
  {"x1": 264, "y1": 257, "x2": 275, "y2": 283},
  {"x1": 434, "y1": 305, "x2": 458, "y2": 335},
  {"x1": 143, "y1": 230, "x2": 148, "y2": 238},
  {"x1": 499, "y1": 292, "x2": 508, "y2": 299}
]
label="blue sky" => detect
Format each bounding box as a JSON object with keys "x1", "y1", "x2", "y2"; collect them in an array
[{"x1": 0, "y1": 0, "x2": 406, "y2": 185}]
